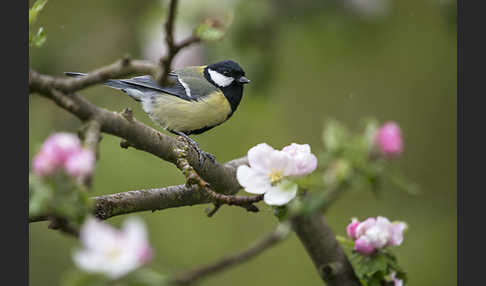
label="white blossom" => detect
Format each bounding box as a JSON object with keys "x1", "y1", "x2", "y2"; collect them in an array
[{"x1": 73, "y1": 217, "x2": 153, "y2": 279}]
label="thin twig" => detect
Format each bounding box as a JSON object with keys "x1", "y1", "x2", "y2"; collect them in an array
[
  {"x1": 158, "y1": 0, "x2": 179, "y2": 85},
  {"x1": 47, "y1": 216, "x2": 80, "y2": 237},
  {"x1": 157, "y1": 0, "x2": 201, "y2": 85},
  {"x1": 173, "y1": 142, "x2": 263, "y2": 213},
  {"x1": 29, "y1": 59, "x2": 156, "y2": 94},
  {"x1": 169, "y1": 223, "x2": 291, "y2": 285},
  {"x1": 79, "y1": 119, "x2": 102, "y2": 188}
]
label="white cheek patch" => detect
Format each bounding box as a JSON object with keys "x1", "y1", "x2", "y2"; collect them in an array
[
  {"x1": 178, "y1": 78, "x2": 192, "y2": 98},
  {"x1": 208, "y1": 69, "x2": 234, "y2": 87}
]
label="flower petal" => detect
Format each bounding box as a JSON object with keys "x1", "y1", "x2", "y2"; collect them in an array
[
  {"x1": 72, "y1": 249, "x2": 106, "y2": 273},
  {"x1": 265, "y1": 150, "x2": 293, "y2": 176},
  {"x1": 388, "y1": 222, "x2": 407, "y2": 246},
  {"x1": 247, "y1": 143, "x2": 275, "y2": 172},
  {"x1": 354, "y1": 236, "x2": 375, "y2": 256},
  {"x1": 355, "y1": 217, "x2": 376, "y2": 238},
  {"x1": 236, "y1": 165, "x2": 271, "y2": 194},
  {"x1": 80, "y1": 218, "x2": 119, "y2": 251},
  {"x1": 263, "y1": 180, "x2": 298, "y2": 206},
  {"x1": 122, "y1": 217, "x2": 148, "y2": 248},
  {"x1": 346, "y1": 218, "x2": 361, "y2": 240}
]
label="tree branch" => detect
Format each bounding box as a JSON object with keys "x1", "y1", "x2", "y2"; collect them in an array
[
  {"x1": 78, "y1": 119, "x2": 102, "y2": 187},
  {"x1": 158, "y1": 0, "x2": 179, "y2": 85},
  {"x1": 169, "y1": 223, "x2": 291, "y2": 285},
  {"x1": 291, "y1": 212, "x2": 362, "y2": 286},
  {"x1": 29, "y1": 58, "x2": 156, "y2": 95}
]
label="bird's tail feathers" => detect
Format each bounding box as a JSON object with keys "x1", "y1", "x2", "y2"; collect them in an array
[
  {"x1": 64, "y1": 72, "x2": 145, "y2": 101},
  {"x1": 65, "y1": 72, "x2": 129, "y2": 90}
]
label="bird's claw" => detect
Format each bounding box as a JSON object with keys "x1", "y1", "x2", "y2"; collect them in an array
[
  {"x1": 173, "y1": 131, "x2": 216, "y2": 167},
  {"x1": 200, "y1": 150, "x2": 216, "y2": 164}
]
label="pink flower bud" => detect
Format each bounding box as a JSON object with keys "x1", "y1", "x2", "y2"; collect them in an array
[
  {"x1": 32, "y1": 151, "x2": 59, "y2": 177},
  {"x1": 41, "y1": 133, "x2": 82, "y2": 163},
  {"x1": 65, "y1": 149, "x2": 95, "y2": 179},
  {"x1": 346, "y1": 218, "x2": 361, "y2": 240},
  {"x1": 281, "y1": 143, "x2": 318, "y2": 176},
  {"x1": 354, "y1": 236, "x2": 375, "y2": 256},
  {"x1": 374, "y1": 122, "x2": 403, "y2": 158}
]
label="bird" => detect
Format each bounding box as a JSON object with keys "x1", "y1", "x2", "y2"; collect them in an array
[{"x1": 65, "y1": 60, "x2": 250, "y2": 164}]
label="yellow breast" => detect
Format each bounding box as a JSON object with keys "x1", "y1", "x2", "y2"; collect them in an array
[{"x1": 147, "y1": 91, "x2": 232, "y2": 133}]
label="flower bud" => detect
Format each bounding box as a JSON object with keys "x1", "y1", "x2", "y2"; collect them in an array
[
  {"x1": 32, "y1": 151, "x2": 58, "y2": 177},
  {"x1": 65, "y1": 149, "x2": 95, "y2": 179},
  {"x1": 281, "y1": 143, "x2": 318, "y2": 176},
  {"x1": 374, "y1": 122, "x2": 403, "y2": 158},
  {"x1": 41, "y1": 133, "x2": 82, "y2": 162},
  {"x1": 354, "y1": 236, "x2": 375, "y2": 255},
  {"x1": 346, "y1": 218, "x2": 361, "y2": 240}
]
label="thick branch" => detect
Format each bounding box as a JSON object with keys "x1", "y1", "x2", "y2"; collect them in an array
[
  {"x1": 291, "y1": 212, "x2": 362, "y2": 286},
  {"x1": 169, "y1": 223, "x2": 291, "y2": 285}
]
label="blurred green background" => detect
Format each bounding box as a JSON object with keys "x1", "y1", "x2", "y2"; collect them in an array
[{"x1": 29, "y1": 0, "x2": 456, "y2": 285}]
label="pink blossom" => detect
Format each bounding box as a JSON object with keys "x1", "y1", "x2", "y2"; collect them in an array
[
  {"x1": 41, "y1": 133, "x2": 82, "y2": 163},
  {"x1": 346, "y1": 218, "x2": 361, "y2": 240},
  {"x1": 32, "y1": 133, "x2": 84, "y2": 178},
  {"x1": 354, "y1": 236, "x2": 375, "y2": 255},
  {"x1": 65, "y1": 149, "x2": 96, "y2": 179},
  {"x1": 347, "y1": 216, "x2": 407, "y2": 256},
  {"x1": 32, "y1": 151, "x2": 59, "y2": 177},
  {"x1": 281, "y1": 143, "x2": 318, "y2": 176},
  {"x1": 375, "y1": 122, "x2": 403, "y2": 158},
  {"x1": 356, "y1": 216, "x2": 392, "y2": 248}
]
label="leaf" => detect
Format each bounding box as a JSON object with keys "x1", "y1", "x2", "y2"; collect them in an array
[
  {"x1": 195, "y1": 13, "x2": 233, "y2": 42},
  {"x1": 29, "y1": 174, "x2": 53, "y2": 217},
  {"x1": 31, "y1": 27, "x2": 47, "y2": 48},
  {"x1": 351, "y1": 252, "x2": 388, "y2": 280},
  {"x1": 29, "y1": 0, "x2": 48, "y2": 26}
]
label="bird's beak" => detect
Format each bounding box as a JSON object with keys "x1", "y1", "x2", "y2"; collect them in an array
[{"x1": 238, "y1": 76, "x2": 250, "y2": 84}]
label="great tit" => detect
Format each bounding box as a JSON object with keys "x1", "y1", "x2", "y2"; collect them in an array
[{"x1": 65, "y1": 60, "x2": 250, "y2": 163}]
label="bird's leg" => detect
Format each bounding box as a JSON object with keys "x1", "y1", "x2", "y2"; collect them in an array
[{"x1": 172, "y1": 131, "x2": 216, "y2": 165}]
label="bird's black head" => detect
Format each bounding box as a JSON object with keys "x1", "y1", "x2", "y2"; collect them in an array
[{"x1": 204, "y1": 60, "x2": 250, "y2": 88}]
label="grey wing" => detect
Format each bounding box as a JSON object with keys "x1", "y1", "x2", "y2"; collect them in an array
[
  {"x1": 118, "y1": 75, "x2": 193, "y2": 101},
  {"x1": 171, "y1": 75, "x2": 221, "y2": 101}
]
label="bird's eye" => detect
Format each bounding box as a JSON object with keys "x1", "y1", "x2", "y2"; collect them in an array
[{"x1": 222, "y1": 70, "x2": 229, "y2": 75}]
